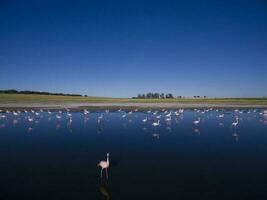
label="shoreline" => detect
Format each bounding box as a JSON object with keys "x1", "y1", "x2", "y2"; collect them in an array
[{"x1": 1, "y1": 102, "x2": 267, "y2": 110}]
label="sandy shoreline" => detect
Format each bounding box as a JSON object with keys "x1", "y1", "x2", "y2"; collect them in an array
[{"x1": 1, "y1": 102, "x2": 267, "y2": 110}]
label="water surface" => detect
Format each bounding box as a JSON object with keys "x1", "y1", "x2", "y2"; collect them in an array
[{"x1": 0, "y1": 109, "x2": 267, "y2": 199}]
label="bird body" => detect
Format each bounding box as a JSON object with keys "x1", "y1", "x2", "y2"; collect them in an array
[
  {"x1": 232, "y1": 118, "x2": 239, "y2": 127},
  {"x1": 218, "y1": 114, "x2": 224, "y2": 118},
  {"x1": 193, "y1": 118, "x2": 200, "y2": 125},
  {"x1": 142, "y1": 117, "x2": 147, "y2": 122},
  {"x1": 165, "y1": 117, "x2": 171, "y2": 122},
  {"x1": 152, "y1": 120, "x2": 160, "y2": 126}
]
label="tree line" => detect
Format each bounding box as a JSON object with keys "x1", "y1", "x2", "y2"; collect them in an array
[
  {"x1": 133, "y1": 93, "x2": 178, "y2": 99},
  {"x1": 133, "y1": 93, "x2": 208, "y2": 99},
  {"x1": 0, "y1": 89, "x2": 83, "y2": 97}
]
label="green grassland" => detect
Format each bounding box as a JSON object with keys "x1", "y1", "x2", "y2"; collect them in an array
[{"x1": 0, "y1": 94, "x2": 267, "y2": 105}]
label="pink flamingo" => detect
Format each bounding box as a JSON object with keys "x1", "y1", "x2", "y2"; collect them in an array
[{"x1": 98, "y1": 153, "x2": 110, "y2": 179}]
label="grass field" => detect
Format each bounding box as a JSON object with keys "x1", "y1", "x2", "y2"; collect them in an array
[{"x1": 1, "y1": 94, "x2": 267, "y2": 105}]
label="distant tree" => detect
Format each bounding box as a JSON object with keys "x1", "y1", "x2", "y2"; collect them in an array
[
  {"x1": 146, "y1": 92, "x2": 153, "y2": 99},
  {"x1": 165, "y1": 93, "x2": 174, "y2": 98},
  {"x1": 160, "y1": 93, "x2": 165, "y2": 99},
  {"x1": 153, "y1": 93, "x2": 159, "y2": 98}
]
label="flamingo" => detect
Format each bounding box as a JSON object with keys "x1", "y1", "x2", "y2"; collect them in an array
[
  {"x1": 56, "y1": 114, "x2": 61, "y2": 119},
  {"x1": 68, "y1": 117, "x2": 73, "y2": 123},
  {"x1": 165, "y1": 117, "x2": 171, "y2": 122},
  {"x1": 0, "y1": 114, "x2": 6, "y2": 119},
  {"x1": 84, "y1": 109, "x2": 89, "y2": 115},
  {"x1": 165, "y1": 112, "x2": 171, "y2": 117},
  {"x1": 156, "y1": 115, "x2": 161, "y2": 119},
  {"x1": 142, "y1": 117, "x2": 148, "y2": 122},
  {"x1": 193, "y1": 117, "x2": 200, "y2": 125},
  {"x1": 152, "y1": 120, "x2": 160, "y2": 126},
  {"x1": 232, "y1": 117, "x2": 239, "y2": 127},
  {"x1": 98, "y1": 153, "x2": 110, "y2": 179},
  {"x1": 28, "y1": 117, "x2": 34, "y2": 122}
]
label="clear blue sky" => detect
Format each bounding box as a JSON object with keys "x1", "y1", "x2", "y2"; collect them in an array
[{"x1": 0, "y1": 0, "x2": 266, "y2": 97}]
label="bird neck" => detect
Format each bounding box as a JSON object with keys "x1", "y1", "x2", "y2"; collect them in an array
[{"x1": 107, "y1": 155, "x2": 109, "y2": 165}]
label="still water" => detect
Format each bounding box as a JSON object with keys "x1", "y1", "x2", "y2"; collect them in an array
[{"x1": 0, "y1": 108, "x2": 267, "y2": 199}]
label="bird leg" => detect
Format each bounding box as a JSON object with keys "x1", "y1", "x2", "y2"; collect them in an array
[
  {"x1": 100, "y1": 168, "x2": 103, "y2": 178},
  {"x1": 105, "y1": 168, "x2": 108, "y2": 179}
]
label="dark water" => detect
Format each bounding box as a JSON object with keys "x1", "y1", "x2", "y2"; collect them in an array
[{"x1": 0, "y1": 109, "x2": 267, "y2": 200}]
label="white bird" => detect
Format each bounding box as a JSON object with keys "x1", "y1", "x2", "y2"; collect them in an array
[
  {"x1": 0, "y1": 114, "x2": 6, "y2": 119},
  {"x1": 56, "y1": 114, "x2": 61, "y2": 119},
  {"x1": 165, "y1": 117, "x2": 171, "y2": 122},
  {"x1": 193, "y1": 118, "x2": 201, "y2": 125},
  {"x1": 84, "y1": 109, "x2": 90, "y2": 115},
  {"x1": 232, "y1": 117, "x2": 239, "y2": 127},
  {"x1": 28, "y1": 117, "x2": 34, "y2": 122},
  {"x1": 98, "y1": 153, "x2": 110, "y2": 179},
  {"x1": 156, "y1": 115, "x2": 161, "y2": 119},
  {"x1": 142, "y1": 117, "x2": 148, "y2": 122},
  {"x1": 218, "y1": 114, "x2": 224, "y2": 118},
  {"x1": 13, "y1": 112, "x2": 18, "y2": 116},
  {"x1": 67, "y1": 112, "x2": 72, "y2": 117},
  {"x1": 152, "y1": 120, "x2": 160, "y2": 126},
  {"x1": 165, "y1": 112, "x2": 171, "y2": 117},
  {"x1": 68, "y1": 117, "x2": 73, "y2": 123},
  {"x1": 122, "y1": 114, "x2": 126, "y2": 118},
  {"x1": 48, "y1": 110, "x2": 52, "y2": 114}
]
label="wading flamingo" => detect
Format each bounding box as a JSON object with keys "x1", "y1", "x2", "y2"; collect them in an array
[
  {"x1": 232, "y1": 117, "x2": 239, "y2": 127},
  {"x1": 152, "y1": 120, "x2": 160, "y2": 126},
  {"x1": 98, "y1": 153, "x2": 110, "y2": 179},
  {"x1": 142, "y1": 117, "x2": 147, "y2": 122},
  {"x1": 193, "y1": 118, "x2": 200, "y2": 125}
]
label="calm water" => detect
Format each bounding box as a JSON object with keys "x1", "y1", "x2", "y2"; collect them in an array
[{"x1": 0, "y1": 109, "x2": 267, "y2": 199}]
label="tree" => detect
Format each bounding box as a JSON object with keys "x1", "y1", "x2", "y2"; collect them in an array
[
  {"x1": 165, "y1": 93, "x2": 174, "y2": 98},
  {"x1": 160, "y1": 93, "x2": 165, "y2": 99},
  {"x1": 146, "y1": 92, "x2": 153, "y2": 99}
]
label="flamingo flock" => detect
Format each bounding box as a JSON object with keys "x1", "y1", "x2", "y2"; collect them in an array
[{"x1": 1, "y1": 107, "x2": 267, "y2": 180}]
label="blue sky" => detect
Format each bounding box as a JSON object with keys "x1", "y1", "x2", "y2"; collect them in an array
[{"x1": 0, "y1": 0, "x2": 266, "y2": 97}]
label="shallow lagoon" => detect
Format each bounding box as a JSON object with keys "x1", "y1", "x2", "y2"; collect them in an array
[{"x1": 0, "y1": 109, "x2": 267, "y2": 199}]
